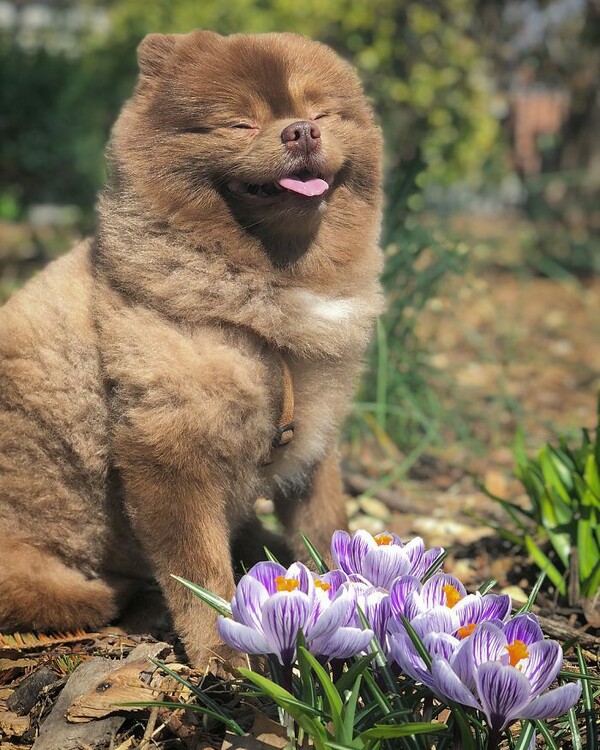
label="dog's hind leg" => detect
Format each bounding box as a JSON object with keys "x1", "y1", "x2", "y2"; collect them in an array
[{"x1": 0, "y1": 538, "x2": 119, "y2": 632}]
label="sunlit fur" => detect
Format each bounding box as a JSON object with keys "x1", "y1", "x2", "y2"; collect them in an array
[{"x1": 0, "y1": 30, "x2": 383, "y2": 667}]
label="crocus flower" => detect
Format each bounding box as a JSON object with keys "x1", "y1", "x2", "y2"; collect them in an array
[
  {"x1": 389, "y1": 609, "x2": 462, "y2": 689},
  {"x1": 331, "y1": 529, "x2": 444, "y2": 589},
  {"x1": 388, "y1": 573, "x2": 511, "y2": 640},
  {"x1": 350, "y1": 582, "x2": 392, "y2": 652},
  {"x1": 393, "y1": 613, "x2": 582, "y2": 732},
  {"x1": 217, "y1": 561, "x2": 373, "y2": 665}
]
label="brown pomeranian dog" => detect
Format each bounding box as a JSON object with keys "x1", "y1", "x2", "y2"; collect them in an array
[{"x1": 0, "y1": 30, "x2": 383, "y2": 667}]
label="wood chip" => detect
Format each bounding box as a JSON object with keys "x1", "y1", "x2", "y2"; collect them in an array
[
  {"x1": 6, "y1": 667, "x2": 59, "y2": 716},
  {"x1": 0, "y1": 710, "x2": 30, "y2": 738}
]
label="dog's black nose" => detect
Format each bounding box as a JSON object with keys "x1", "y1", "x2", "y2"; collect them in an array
[{"x1": 281, "y1": 120, "x2": 321, "y2": 153}]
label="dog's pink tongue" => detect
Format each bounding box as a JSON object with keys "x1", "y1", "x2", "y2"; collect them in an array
[{"x1": 278, "y1": 176, "x2": 329, "y2": 197}]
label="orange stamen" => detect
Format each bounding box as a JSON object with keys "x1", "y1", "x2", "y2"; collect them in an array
[
  {"x1": 275, "y1": 576, "x2": 300, "y2": 593},
  {"x1": 457, "y1": 622, "x2": 477, "y2": 639},
  {"x1": 315, "y1": 580, "x2": 331, "y2": 591},
  {"x1": 505, "y1": 639, "x2": 529, "y2": 667},
  {"x1": 375, "y1": 534, "x2": 394, "y2": 546},
  {"x1": 443, "y1": 584, "x2": 463, "y2": 608}
]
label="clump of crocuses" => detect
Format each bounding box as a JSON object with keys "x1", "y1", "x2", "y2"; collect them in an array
[
  {"x1": 215, "y1": 529, "x2": 581, "y2": 739},
  {"x1": 217, "y1": 561, "x2": 374, "y2": 666},
  {"x1": 390, "y1": 612, "x2": 581, "y2": 740}
]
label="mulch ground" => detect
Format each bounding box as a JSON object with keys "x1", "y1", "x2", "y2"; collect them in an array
[{"x1": 0, "y1": 221, "x2": 598, "y2": 748}]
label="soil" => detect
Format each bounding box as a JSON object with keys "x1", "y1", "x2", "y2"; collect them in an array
[{"x1": 0, "y1": 218, "x2": 598, "y2": 748}]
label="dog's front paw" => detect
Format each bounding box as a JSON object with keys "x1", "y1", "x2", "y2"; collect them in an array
[{"x1": 187, "y1": 642, "x2": 249, "y2": 678}]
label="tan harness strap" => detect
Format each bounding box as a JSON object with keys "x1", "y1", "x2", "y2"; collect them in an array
[{"x1": 272, "y1": 353, "x2": 295, "y2": 449}]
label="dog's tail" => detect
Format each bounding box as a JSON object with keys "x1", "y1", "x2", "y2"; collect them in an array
[{"x1": 0, "y1": 538, "x2": 117, "y2": 633}]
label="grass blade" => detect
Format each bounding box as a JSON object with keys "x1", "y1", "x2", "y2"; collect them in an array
[
  {"x1": 335, "y1": 653, "x2": 376, "y2": 695},
  {"x1": 513, "y1": 720, "x2": 535, "y2": 750},
  {"x1": 341, "y1": 673, "x2": 363, "y2": 744},
  {"x1": 300, "y1": 532, "x2": 330, "y2": 574},
  {"x1": 576, "y1": 646, "x2": 597, "y2": 750},
  {"x1": 532, "y1": 720, "x2": 560, "y2": 750},
  {"x1": 298, "y1": 647, "x2": 345, "y2": 740},
  {"x1": 296, "y1": 635, "x2": 317, "y2": 710},
  {"x1": 357, "y1": 608, "x2": 398, "y2": 696},
  {"x1": 523, "y1": 536, "x2": 566, "y2": 596},
  {"x1": 171, "y1": 575, "x2": 232, "y2": 617},
  {"x1": 239, "y1": 668, "x2": 329, "y2": 749},
  {"x1": 117, "y1": 700, "x2": 244, "y2": 730},
  {"x1": 149, "y1": 659, "x2": 244, "y2": 735},
  {"x1": 422, "y1": 550, "x2": 449, "y2": 581},
  {"x1": 400, "y1": 616, "x2": 431, "y2": 669},
  {"x1": 263, "y1": 546, "x2": 281, "y2": 564},
  {"x1": 478, "y1": 579, "x2": 498, "y2": 595},
  {"x1": 359, "y1": 721, "x2": 447, "y2": 740},
  {"x1": 514, "y1": 570, "x2": 546, "y2": 614}
]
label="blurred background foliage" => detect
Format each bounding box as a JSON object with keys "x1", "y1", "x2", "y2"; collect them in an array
[{"x1": 0, "y1": 0, "x2": 598, "y2": 457}]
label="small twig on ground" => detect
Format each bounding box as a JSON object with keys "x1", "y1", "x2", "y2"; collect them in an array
[{"x1": 138, "y1": 692, "x2": 164, "y2": 749}]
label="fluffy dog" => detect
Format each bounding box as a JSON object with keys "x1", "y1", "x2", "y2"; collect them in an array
[{"x1": 0, "y1": 30, "x2": 383, "y2": 667}]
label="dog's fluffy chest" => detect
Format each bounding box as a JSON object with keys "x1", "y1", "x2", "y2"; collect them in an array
[{"x1": 265, "y1": 353, "x2": 358, "y2": 482}]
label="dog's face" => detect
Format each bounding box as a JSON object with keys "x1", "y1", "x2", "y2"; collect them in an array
[{"x1": 111, "y1": 31, "x2": 382, "y2": 235}]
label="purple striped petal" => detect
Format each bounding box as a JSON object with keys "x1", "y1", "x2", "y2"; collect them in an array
[
  {"x1": 331, "y1": 530, "x2": 353, "y2": 574},
  {"x1": 388, "y1": 632, "x2": 433, "y2": 687},
  {"x1": 286, "y1": 562, "x2": 314, "y2": 597},
  {"x1": 362, "y1": 545, "x2": 411, "y2": 588},
  {"x1": 234, "y1": 573, "x2": 269, "y2": 630},
  {"x1": 423, "y1": 632, "x2": 461, "y2": 661},
  {"x1": 470, "y1": 621, "x2": 507, "y2": 666},
  {"x1": 450, "y1": 637, "x2": 477, "y2": 689},
  {"x1": 404, "y1": 591, "x2": 426, "y2": 621},
  {"x1": 480, "y1": 593, "x2": 511, "y2": 623},
  {"x1": 389, "y1": 575, "x2": 421, "y2": 617},
  {"x1": 404, "y1": 537, "x2": 425, "y2": 576},
  {"x1": 319, "y1": 570, "x2": 348, "y2": 598},
  {"x1": 520, "y1": 682, "x2": 582, "y2": 720},
  {"x1": 262, "y1": 591, "x2": 310, "y2": 665},
  {"x1": 430, "y1": 659, "x2": 481, "y2": 709},
  {"x1": 247, "y1": 561, "x2": 287, "y2": 594},
  {"x1": 453, "y1": 594, "x2": 483, "y2": 628},
  {"x1": 412, "y1": 606, "x2": 457, "y2": 638},
  {"x1": 217, "y1": 616, "x2": 271, "y2": 656},
  {"x1": 361, "y1": 589, "x2": 392, "y2": 649},
  {"x1": 312, "y1": 625, "x2": 375, "y2": 660},
  {"x1": 422, "y1": 574, "x2": 467, "y2": 609},
  {"x1": 422, "y1": 546, "x2": 445, "y2": 575},
  {"x1": 476, "y1": 661, "x2": 532, "y2": 730},
  {"x1": 520, "y1": 640, "x2": 563, "y2": 695},
  {"x1": 351, "y1": 530, "x2": 378, "y2": 572},
  {"x1": 503, "y1": 613, "x2": 544, "y2": 646},
  {"x1": 307, "y1": 586, "x2": 354, "y2": 641}
]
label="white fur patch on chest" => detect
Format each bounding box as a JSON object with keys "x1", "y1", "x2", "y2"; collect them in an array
[{"x1": 293, "y1": 290, "x2": 359, "y2": 323}]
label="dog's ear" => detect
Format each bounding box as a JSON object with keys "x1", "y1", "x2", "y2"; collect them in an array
[
  {"x1": 137, "y1": 30, "x2": 223, "y2": 78},
  {"x1": 137, "y1": 33, "x2": 179, "y2": 77}
]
